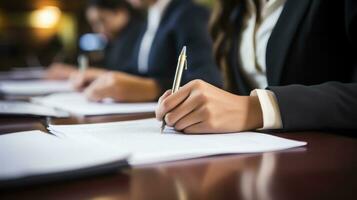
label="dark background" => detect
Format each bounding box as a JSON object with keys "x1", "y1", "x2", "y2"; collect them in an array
[
  {"x1": 0, "y1": 0, "x2": 90, "y2": 70},
  {"x1": 0, "y1": 0, "x2": 212, "y2": 70}
]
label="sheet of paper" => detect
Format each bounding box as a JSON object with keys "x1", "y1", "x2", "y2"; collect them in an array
[
  {"x1": 0, "y1": 67, "x2": 45, "y2": 80},
  {"x1": 49, "y1": 118, "x2": 307, "y2": 166},
  {"x1": 0, "y1": 131, "x2": 128, "y2": 181},
  {"x1": 0, "y1": 101, "x2": 69, "y2": 117},
  {"x1": 0, "y1": 80, "x2": 73, "y2": 96},
  {"x1": 32, "y1": 92, "x2": 157, "y2": 116}
]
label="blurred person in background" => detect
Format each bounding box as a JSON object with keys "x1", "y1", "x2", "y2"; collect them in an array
[
  {"x1": 46, "y1": 0, "x2": 143, "y2": 80},
  {"x1": 71, "y1": 0, "x2": 223, "y2": 102}
]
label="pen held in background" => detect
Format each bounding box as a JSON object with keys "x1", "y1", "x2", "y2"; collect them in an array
[
  {"x1": 161, "y1": 46, "x2": 188, "y2": 133},
  {"x1": 78, "y1": 54, "x2": 89, "y2": 74}
]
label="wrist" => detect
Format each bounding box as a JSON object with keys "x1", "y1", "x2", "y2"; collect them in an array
[{"x1": 246, "y1": 96, "x2": 264, "y2": 130}]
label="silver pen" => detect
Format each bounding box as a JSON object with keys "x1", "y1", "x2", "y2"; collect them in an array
[
  {"x1": 78, "y1": 54, "x2": 88, "y2": 74},
  {"x1": 161, "y1": 46, "x2": 188, "y2": 133}
]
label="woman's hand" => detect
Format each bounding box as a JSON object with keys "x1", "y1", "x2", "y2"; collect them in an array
[
  {"x1": 69, "y1": 68, "x2": 107, "y2": 91},
  {"x1": 155, "y1": 80, "x2": 263, "y2": 134},
  {"x1": 83, "y1": 71, "x2": 161, "y2": 102},
  {"x1": 46, "y1": 63, "x2": 77, "y2": 80}
]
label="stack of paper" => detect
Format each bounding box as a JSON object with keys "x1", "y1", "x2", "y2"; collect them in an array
[
  {"x1": 0, "y1": 67, "x2": 46, "y2": 80},
  {"x1": 0, "y1": 101, "x2": 69, "y2": 117},
  {"x1": 0, "y1": 80, "x2": 73, "y2": 96},
  {"x1": 0, "y1": 131, "x2": 128, "y2": 183},
  {"x1": 49, "y1": 118, "x2": 307, "y2": 166},
  {"x1": 32, "y1": 92, "x2": 157, "y2": 116},
  {"x1": 0, "y1": 119, "x2": 307, "y2": 185}
]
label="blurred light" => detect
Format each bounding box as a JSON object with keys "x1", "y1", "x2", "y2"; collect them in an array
[
  {"x1": 79, "y1": 33, "x2": 107, "y2": 51},
  {"x1": 30, "y1": 6, "x2": 61, "y2": 29}
]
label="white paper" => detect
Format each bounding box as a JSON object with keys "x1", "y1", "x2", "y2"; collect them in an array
[
  {"x1": 0, "y1": 80, "x2": 73, "y2": 96},
  {"x1": 49, "y1": 118, "x2": 307, "y2": 166},
  {"x1": 0, "y1": 67, "x2": 45, "y2": 80},
  {"x1": 0, "y1": 131, "x2": 128, "y2": 180},
  {"x1": 0, "y1": 101, "x2": 69, "y2": 117},
  {"x1": 32, "y1": 92, "x2": 157, "y2": 116}
]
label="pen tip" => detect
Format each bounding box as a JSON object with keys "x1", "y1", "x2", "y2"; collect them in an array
[{"x1": 182, "y1": 46, "x2": 186, "y2": 54}]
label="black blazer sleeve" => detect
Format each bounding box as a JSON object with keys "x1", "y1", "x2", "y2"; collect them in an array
[
  {"x1": 269, "y1": 82, "x2": 357, "y2": 131},
  {"x1": 154, "y1": 3, "x2": 223, "y2": 91},
  {"x1": 174, "y1": 6, "x2": 223, "y2": 88},
  {"x1": 266, "y1": 0, "x2": 357, "y2": 131}
]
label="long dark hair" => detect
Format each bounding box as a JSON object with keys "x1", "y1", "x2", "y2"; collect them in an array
[{"x1": 210, "y1": 0, "x2": 244, "y2": 90}]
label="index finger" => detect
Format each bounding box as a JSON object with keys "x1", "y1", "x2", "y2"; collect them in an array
[
  {"x1": 155, "y1": 82, "x2": 194, "y2": 121},
  {"x1": 158, "y1": 90, "x2": 172, "y2": 104},
  {"x1": 83, "y1": 77, "x2": 108, "y2": 101}
]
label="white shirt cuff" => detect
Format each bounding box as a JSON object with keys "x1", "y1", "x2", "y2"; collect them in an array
[{"x1": 250, "y1": 89, "x2": 283, "y2": 130}]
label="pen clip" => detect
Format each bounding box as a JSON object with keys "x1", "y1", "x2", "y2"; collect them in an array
[{"x1": 185, "y1": 59, "x2": 188, "y2": 70}]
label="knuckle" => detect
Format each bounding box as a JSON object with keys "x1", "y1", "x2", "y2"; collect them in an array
[
  {"x1": 107, "y1": 72, "x2": 115, "y2": 77},
  {"x1": 192, "y1": 79, "x2": 204, "y2": 89},
  {"x1": 107, "y1": 76, "x2": 116, "y2": 84},
  {"x1": 158, "y1": 90, "x2": 171, "y2": 103},
  {"x1": 160, "y1": 99, "x2": 171, "y2": 111},
  {"x1": 165, "y1": 113, "x2": 176, "y2": 126},
  {"x1": 164, "y1": 90, "x2": 171, "y2": 95},
  {"x1": 197, "y1": 90, "x2": 208, "y2": 103},
  {"x1": 104, "y1": 73, "x2": 114, "y2": 80},
  {"x1": 158, "y1": 97, "x2": 163, "y2": 104}
]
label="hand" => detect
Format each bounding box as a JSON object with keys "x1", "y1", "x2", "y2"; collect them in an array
[
  {"x1": 83, "y1": 71, "x2": 161, "y2": 102},
  {"x1": 69, "y1": 68, "x2": 107, "y2": 91},
  {"x1": 46, "y1": 63, "x2": 77, "y2": 80},
  {"x1": 155, "y1": 80, "x2": 263, "y2": 134}
]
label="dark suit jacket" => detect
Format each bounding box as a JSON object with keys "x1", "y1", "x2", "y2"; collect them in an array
[
  {"x1": 104, "y1": 16, "x2": 143, "y2": 70},
  {"x1": 228, "y1": 0, "x2": 357, "y2": 131},
  {"x1": 121, "y1": 0, "x2": 223, "y2": 92}
]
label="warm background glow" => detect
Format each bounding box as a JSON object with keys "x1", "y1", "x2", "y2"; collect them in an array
[
  {"x1": 0, "y1": 0, "x2": 213, "y2": 69},
  {"x1": 29, "y1": 6, "x2": 61, "y2": 29}
]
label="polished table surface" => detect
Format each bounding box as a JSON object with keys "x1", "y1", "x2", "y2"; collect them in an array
[{"x1": 0, "y1": 113, "x2": 356, "y2": 200}]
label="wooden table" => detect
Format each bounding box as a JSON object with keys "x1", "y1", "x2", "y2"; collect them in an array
[{"x1": 0, "y1": 114, "x2": 356, "y2": 200}]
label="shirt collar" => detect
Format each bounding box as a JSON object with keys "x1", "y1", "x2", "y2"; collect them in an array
[{"x1": 148, "y1": 0, "x2": 172, "y2": 28}]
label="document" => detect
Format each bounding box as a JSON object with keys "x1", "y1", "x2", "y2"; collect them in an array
[
  {"x1": 32, "y1": 92, "x2": 157, "y2": 116},
  {"x1": 0, "y1": 121, "x2": 306, "y2": 184},
  {"x1": 0, "y1": 80, "x2": 73, "y2": 96},
  {"x1": 0, "y1": 101, "x2": 69, "y2": 117},
  {"x1": 0, "y1": 67, "x2": 46, "y2": 80},
  {"x1": 0, "y1": 131, "x2": 128, "y2": 182},
  {"x1": 49, "y1": 118, "x2": 307, "y2": 166}
]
